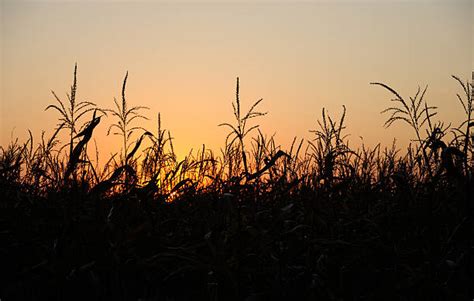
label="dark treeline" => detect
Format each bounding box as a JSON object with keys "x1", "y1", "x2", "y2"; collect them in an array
[{"x1": 0, "y1": 66, "x2": 473, "y2": 300}]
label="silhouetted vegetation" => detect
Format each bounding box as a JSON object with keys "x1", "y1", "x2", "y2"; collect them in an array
[{"x1": 0, "y1": 66, "x2": 473, "y2": 300}]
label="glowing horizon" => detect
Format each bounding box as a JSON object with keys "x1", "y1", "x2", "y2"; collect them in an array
[{"x1": 1, "y1": 0, "x2": 473, "y2": 160}]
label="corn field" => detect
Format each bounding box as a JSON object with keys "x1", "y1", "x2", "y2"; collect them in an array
[{"x1": 0, "y1": 66, "x2": 473, "y2": 300}]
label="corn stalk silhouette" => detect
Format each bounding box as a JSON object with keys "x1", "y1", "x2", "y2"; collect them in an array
[
  {"x1": 106, "y1": 72, "x2": 150, "y2": 187},
  {"x1": 45, "y1": 64, "x2": 101, "y2": 180},
  {"x1": 451, "y1": 75, "x2": 473, "y2": 218},
  {"x1": 219, "y1": 78, "x2": 267, "y2": 180},
  {"x1": 451, "y1": 75, "x2": 473, "y2": 165},
  {"x1": 308, "y1": 105, "x2": 353, "y2": 188},
  {"x1": 371, "y1": 82, "x2": 437, "y2": 177},
  {"x1": 219, "y1": 78, "x2": 290, "y2": 182}
]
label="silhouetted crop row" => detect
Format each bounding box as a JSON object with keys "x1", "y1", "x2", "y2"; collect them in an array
[{"x1": 0, "y1": 66, "x2": 472, "y2": 300}]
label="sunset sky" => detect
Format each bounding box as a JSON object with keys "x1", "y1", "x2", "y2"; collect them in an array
[{"x1": 1, "y1": 0, "x2": 473, "y2": 160}]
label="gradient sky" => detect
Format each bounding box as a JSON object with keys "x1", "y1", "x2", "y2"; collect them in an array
[{"x1": 1, "y1": 0, "x2": 473, "y2": 160}]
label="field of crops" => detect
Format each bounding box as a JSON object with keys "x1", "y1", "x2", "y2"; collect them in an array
[{"x1": 1, "y1": 67, "x2": 472, "y2": 300}]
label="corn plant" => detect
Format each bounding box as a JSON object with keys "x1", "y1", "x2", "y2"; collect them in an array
[
  {"x1": 106, "y1": 71, "x2": 149, "y2": 168},
  {"x1": 219, "y1": 77, "x2": 267, "y2": 180},
  {"x1": 45, "y1": 64, "x2": 99, "y2": 161},
  {"x1": 451, "y1": 75, "x2": 473, "y2": 165},
  {"x1": 308, "y1": 106, "x2": 352, "y2": 187},
  {"x1": 371, "y1": 82, "x2": 438, "y2": 176}
]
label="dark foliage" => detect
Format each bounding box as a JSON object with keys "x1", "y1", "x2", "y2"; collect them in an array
[{"x1": 0, "y1": 68, "x2": 473, "y2": 300}]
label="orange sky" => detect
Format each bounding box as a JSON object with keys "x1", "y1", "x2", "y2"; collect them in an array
[{"x1": 1, "y1": 0, "x2": 473, "y2": 160}]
